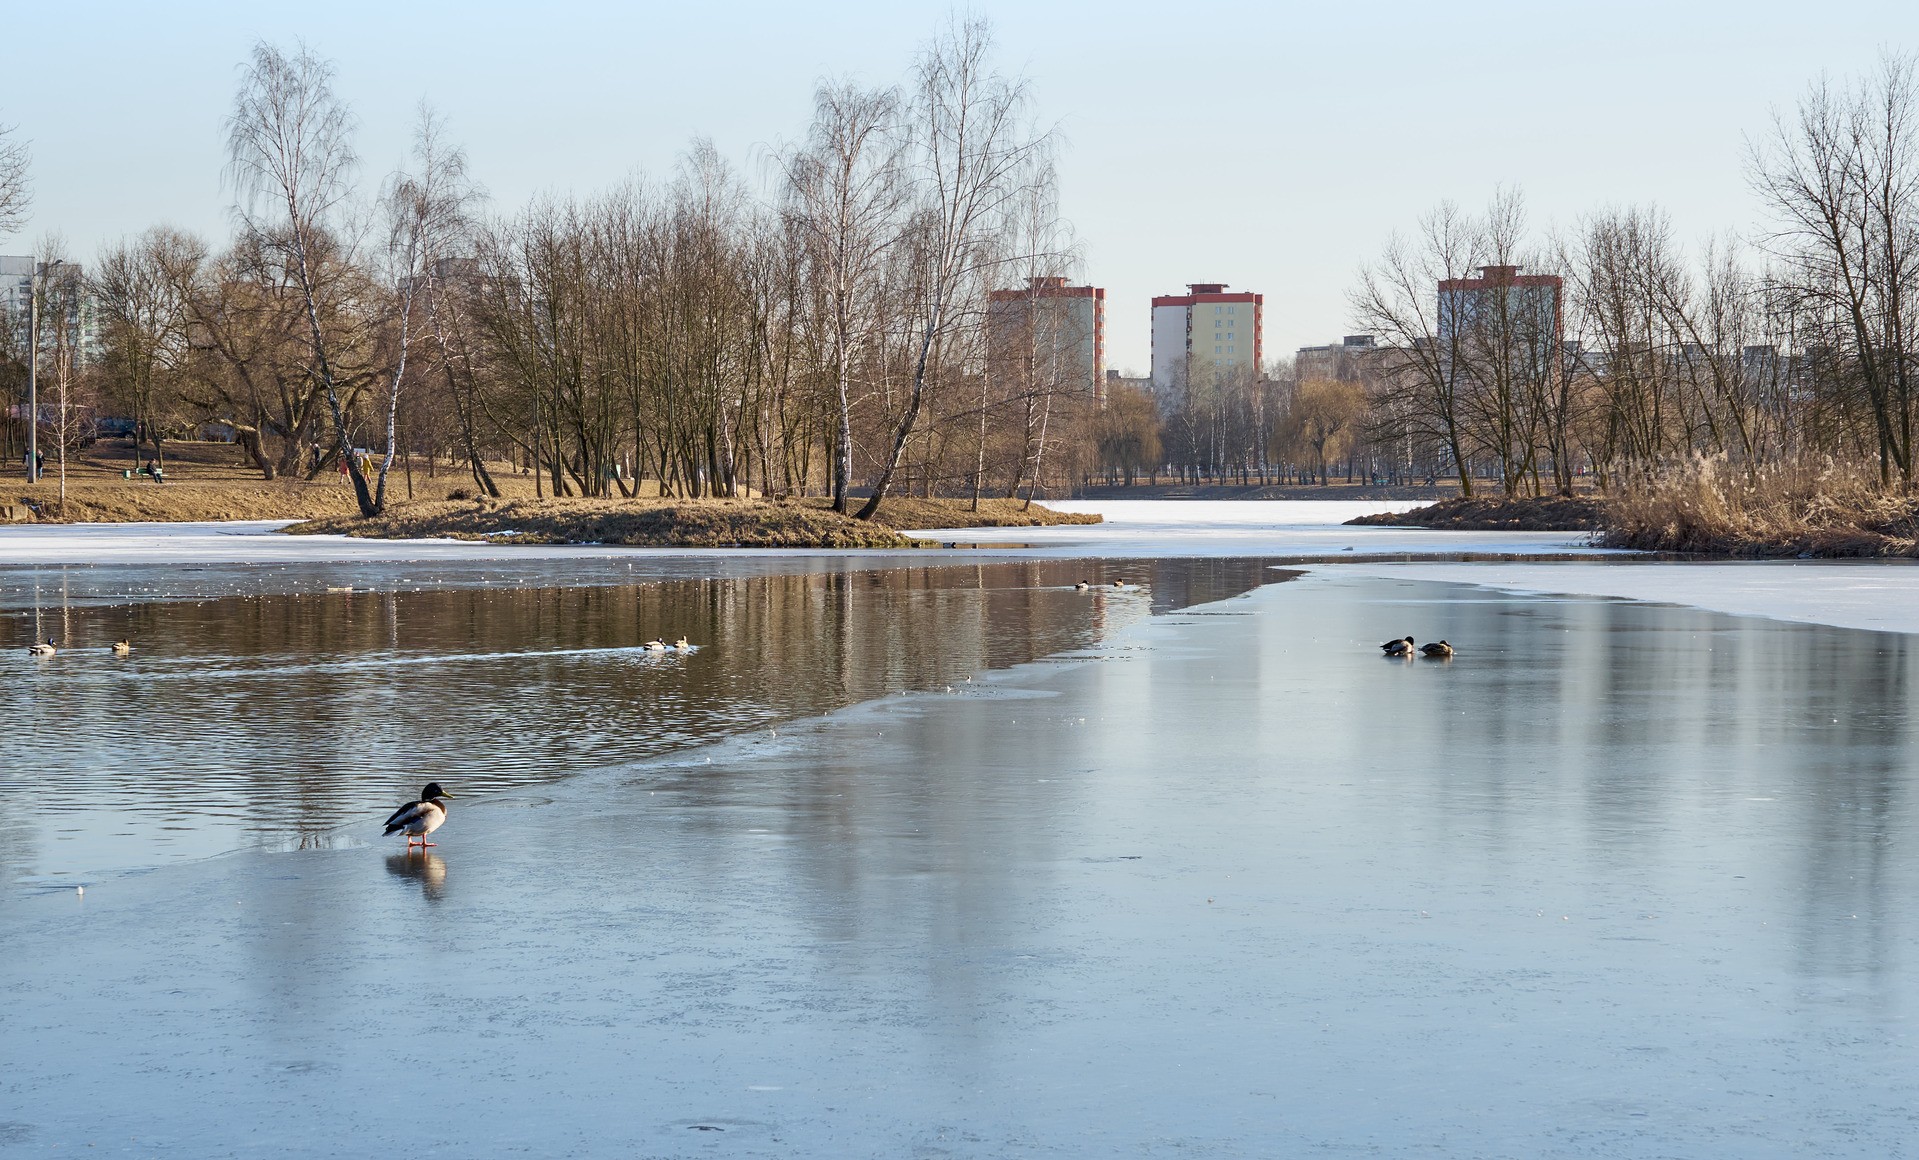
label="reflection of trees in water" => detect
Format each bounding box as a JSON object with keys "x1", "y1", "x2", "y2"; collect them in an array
[{"x1": 3, "y1": 557, "x2": 1278, "y2": 866}]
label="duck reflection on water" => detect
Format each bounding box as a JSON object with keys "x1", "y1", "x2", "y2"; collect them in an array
[{"x1": 386, "y1": 851, "x2": 448, "y2": 902}]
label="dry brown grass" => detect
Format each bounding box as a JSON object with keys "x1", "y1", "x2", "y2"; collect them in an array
[
  {"x1": 1, "y1": 439, "x2": 1102, "y2": 545},
  {"x1": 289, "y1": 498, "x2": 915, "y2": 548},
  {"x1": 0, "y1": 439, "x2": 557, "y2": 523},
  {"x1": 1601, "y1": 456, "x2": 1919, "y2": 557},
  {"x1": 287, "y1": 494, "x2": 1100, "y2": 549},
  {"x1": 1, "y1": 480, "x2": 361, "y2": 523}
]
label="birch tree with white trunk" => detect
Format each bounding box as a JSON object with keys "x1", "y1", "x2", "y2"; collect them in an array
[
  {"x1": 780, "y1": 82, "x2": 906, "y2": 512},
  {"x1": 374, "y1": 105, "x2": 477, "y2": 512},
  {"x1": 855, "y1": 18, "x2": 1054, "y2": 521}
]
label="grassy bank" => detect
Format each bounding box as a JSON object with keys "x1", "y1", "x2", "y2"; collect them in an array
[
  {"x1": 285, "y1": 495, "x2": 1099, "y2": 549},
  {"x1": 1345, "y1": 494, "x2": 1605, "y2": 531},
  {"x1": 2, "y1": 479, "x2": 369, "y2": 523}
]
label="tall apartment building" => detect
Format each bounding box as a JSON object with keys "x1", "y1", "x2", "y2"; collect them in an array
[
  {"x1": 0, "y1": 255, "x2": 99, "y2": 362},
  {"x1": 1437, "y1": 264, "x2": 1562, "y2": 372},
  {"x1": 1151, "y1": 283, "x2": 1262, "y2": 395},
  {"x1": 986, "y1": 276, "x2": 1106, "y2": 400},
  {"x1": 0, "y1": 255, "x2": 32, "y2": 321}
]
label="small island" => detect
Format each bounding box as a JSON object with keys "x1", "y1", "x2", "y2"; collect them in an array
[{"x1": 286, "y1": 495, "x2": 1101, "y2": 549}]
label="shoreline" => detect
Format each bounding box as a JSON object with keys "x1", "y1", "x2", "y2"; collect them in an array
[{"x1": 15, "y1": 507, "x2": 1919, "y2": 633}]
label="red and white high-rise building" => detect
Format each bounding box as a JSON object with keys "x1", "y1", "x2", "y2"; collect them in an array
[{"x1": 1150, "y1": 283, "x2": 1262, "y2": 395}]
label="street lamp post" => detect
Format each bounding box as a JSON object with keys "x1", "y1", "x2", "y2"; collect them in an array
[{"x1": 25, "y1": 256, "x2": 36, "y2": 483}]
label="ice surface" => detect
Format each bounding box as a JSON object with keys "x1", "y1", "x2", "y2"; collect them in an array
[
  {"x1": 908, "y1": 498, "x2": 1616, "y2": 557},
  {"x1": 0, "y1": 502, "x2": 1616, "y2": 568},
  {"x1": 1327, "y1": 559, "x2": 1919, "y2": 635},
  {"x1": 5, "y1": 574, "x2": 1918, "y2": 1157},
  {"x1": 0, "y1": 520, "x2": 919, "y2": 564}
]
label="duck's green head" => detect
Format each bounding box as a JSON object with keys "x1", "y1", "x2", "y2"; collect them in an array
[{"x1": 421, "y1": 782, "x2": 455, "y2": 800}]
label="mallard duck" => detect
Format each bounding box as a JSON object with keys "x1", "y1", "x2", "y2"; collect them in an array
[
  {"x1": 27, "y1": 639, "x2": 56, "y2": 657},
  {"x1": 643, "y1": 638, "x2": 668, "y2": 653},
  {"x1": 383, "y1": 783, "x2": 455, "y2": 848},
  {"x1": 1073, "y1": 582, "x2": 1091, "y2": 591},
  {"x1": 112, "y1": 639, "x2": 133, "y2": 655},
  {"x1": 1380, "y1": 636, "x2": 1415, "y2": 657},
  {"x1": 1111, "y1": 579, "x2": 1125, "y2": 588},
  {"x1": 1420, "y1": 640, "x2": 1454, "y2": 658},
  {"x1": 673, "y1": 636, "x2": 691, "y2": 650}
]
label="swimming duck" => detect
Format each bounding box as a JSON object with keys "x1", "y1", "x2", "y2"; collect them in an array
[
  {"x1": 673, "y1": 636, "x2": 691, "y2": 651},
  {"x1": 27, "y1": 639, "x2": 56, "y2": 657},
  {"x1": 1074, "y1": 582, "x2": 1091, "y2": 591},
  {"x1": 1380, "y1": 635, "x2": 1415, "y2": 657},
  {"x1": 1111, "y1": 579, "x2": 1125, "y2": 588},
  {"x1": 112, "y1": 639, "x2": 133, "y2": 655},
  {"x1": 383, "y1": 783, "x2": 455, "y2": 848},
  {"x1": 1420, "y1": 640, "x2": 1454, "y2": 658},
  {"x1": 643, "y1": 638, "x2": 668, "y2": 653}
]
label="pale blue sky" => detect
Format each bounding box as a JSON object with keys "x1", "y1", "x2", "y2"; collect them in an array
[{"x1": 8, "y1": 1, "x2": 1918, "y2": 370}]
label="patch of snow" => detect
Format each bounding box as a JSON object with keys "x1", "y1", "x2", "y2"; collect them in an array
[
  {"x1": 0, "y1": 505, "x2": 1621, "y2": 565},
  {"x1": 0, "y1": 521, "x2": 905, "y2": 564},
  {"x1": 909, "y1": 499, "x2": 1617, "y2": 558}
]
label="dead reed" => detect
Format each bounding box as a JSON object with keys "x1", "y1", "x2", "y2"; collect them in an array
[{"x1": 1600, "y1": 456, "x2": 1919, "y2": 557}]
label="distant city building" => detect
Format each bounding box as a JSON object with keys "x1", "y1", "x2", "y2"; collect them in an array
[
  {"x1": 1295, "y1": 334, "x2": 1388, "y2": 384},
  {"x1": 1104, "y1": 369, "x2": 1154, "y2": 397},
  {"x1": 1151, "y1": 283, "x2": 1263, "y2": 395},
  {"x1": 1437, "y1": 265, "x2": 1562, "y2": 372},
  {"x1": 0, "y1": 255, "x2": 31, "y2": 322},
  {"x1": 986, "y1": 276, "x2": 1106, "y2": 400},
  {"x1": 0, "y1": 255, "x2": 100, "y2": 364}
]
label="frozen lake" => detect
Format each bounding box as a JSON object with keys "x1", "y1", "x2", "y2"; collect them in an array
[{"x1": 6, "y1": 540, "x2": 1919, "y2": 1156}]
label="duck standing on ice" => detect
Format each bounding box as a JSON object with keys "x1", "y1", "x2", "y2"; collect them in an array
[{"x1": 384, "y1": 783, "x2": 456, "y2": 849}]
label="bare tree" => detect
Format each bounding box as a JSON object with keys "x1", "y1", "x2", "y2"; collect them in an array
[
  {"x1": 855, "y1": 18, "x2": 1052, "y2": 521},
  {"x1": 93, "y1": 228, "x2": 195, "y2": 469},
  {"x1": 781, "y1": 82, "x2": 906, "y2": 512},
  {"x1": 988, "y1": 160, "x2": 1078, "y2": 508},
  {"x1": 1282, "y1": 379, "x2": 1366, "y2": 485},
  {"x1": 1752, "y1": 53, "x2": 1919, "y2": 485},
  {"x1": 29, "y1": 239, "x2": 83, "y2": 510},
  {"x1": 225, "y1": 41, "x2": 382, "y2": 514},
  {"x1": 0, "y1": 120, "x2": 28, "y2": 242},
  {"x1": 374, "y1": 105, "x2": 477, "y2": 511},
  {"x1": 1352, "y1": 201, "x2": 1481, "y2": 495}
]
